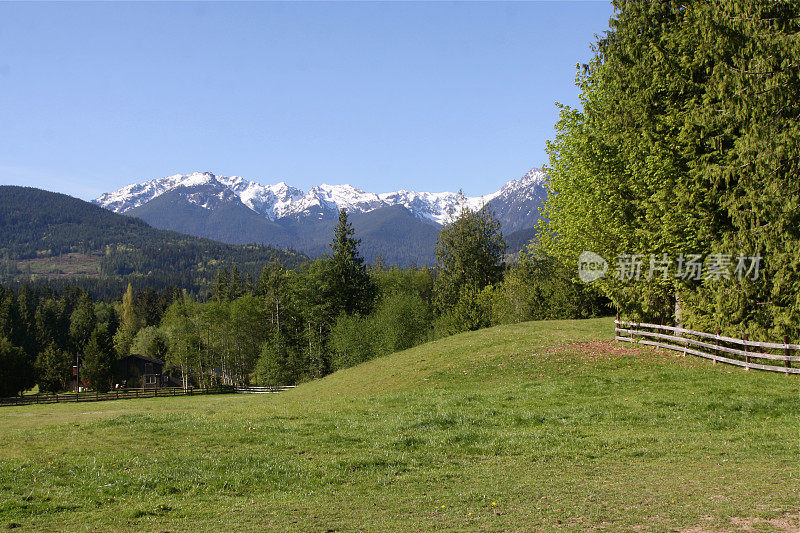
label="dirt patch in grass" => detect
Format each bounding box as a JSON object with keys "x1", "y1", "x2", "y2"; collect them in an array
[
  {"x1": 683, "y1": 512, "x2": 799, "y2": 532},
  {"x1": 546, "y1": 340, "x2": 711, "y2": 369}
]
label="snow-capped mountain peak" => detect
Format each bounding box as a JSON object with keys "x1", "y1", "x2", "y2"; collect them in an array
[{"x1": 93, "y1": 169, "x2": 547, "y2": 226}]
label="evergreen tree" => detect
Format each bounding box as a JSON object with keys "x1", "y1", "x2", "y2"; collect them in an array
[
  {"x1": 36, "y1": 343, "x2": 70, "y2": 394},
  {"x1": 541, "y1": 0, "x2": 800, "y2": 338},
  {"x1": 0, "y1": 291, "x2": 37, "y2": 392},
  {"x1": 69, "y1": 293, "x2": 96, "y2": 354},
  {"x1": 0, "y1": 336, "x2": 27, "y2": 397},
  {"x1": 82, "y1": 324, "x2": 115, "y2": 392},
  {"x1": 323, "y1": 209, "x2": 375, "y2": 317},
  {"x1": 212, "y1": 268, "x2": 230, "y2": 302},
  {"x1": 228, "y1": 266, "x2": 245, "y2": 300}
]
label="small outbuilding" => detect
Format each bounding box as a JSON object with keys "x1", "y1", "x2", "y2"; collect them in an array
[{"x1": 116, "y1": 354, "x2": 179, "y2": 389}]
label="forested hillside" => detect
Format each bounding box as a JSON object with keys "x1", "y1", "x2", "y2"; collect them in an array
[
  {"x1": 0, "y1": 205, "x2": 608, "y2": 397},
  {"x1": 0, "y1": 186, "x2": 306, "y2": 298}
]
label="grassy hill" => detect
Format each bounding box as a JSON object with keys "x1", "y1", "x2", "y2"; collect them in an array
[{"x1": 0, "y1": 317, "x2": 796, "y2": 531}]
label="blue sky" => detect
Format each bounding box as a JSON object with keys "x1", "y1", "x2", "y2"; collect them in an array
[{"x1": 0, "y1": 1, "x2": 614, "y2": 200}]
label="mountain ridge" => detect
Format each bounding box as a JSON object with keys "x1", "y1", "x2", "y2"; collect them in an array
[
  {"x1": 94, "y1": 169, "x2": 547, "y2": 226},
  {"x1": 93, "y1": 169, "x2": 549, "y2": 265}
]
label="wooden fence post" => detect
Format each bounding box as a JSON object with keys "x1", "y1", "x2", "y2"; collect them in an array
[
  {"x1": 743, "y1": 333, "x2": 750, "y2": 370},
  {"x1": 678, "y1": 326, "x2": 686, "y2": 357},
  {"x1": 785, "y1": 335, "x2": 790, "y2": 375}
]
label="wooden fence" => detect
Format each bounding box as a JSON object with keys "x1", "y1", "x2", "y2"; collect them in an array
[
  {"x1": 615, "y1": 319, "x2": 800, "y2": 375},
  {"x1": 234, "y1": 386, "x2": 296, "y2": 394},
  {"x1": 0, "y1": 385, "x2": 295, "y2": 407}
]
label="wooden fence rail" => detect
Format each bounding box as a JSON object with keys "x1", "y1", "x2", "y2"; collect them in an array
[
  {"x1": 615, "y1": 319, "x2": 800, "y2": 375},
  {"x1": 234, "y1": 386, "x2": 296, "y2": 394},
  {"x1": 0, "y1": 385, "x2": 295, "y2": 407}
]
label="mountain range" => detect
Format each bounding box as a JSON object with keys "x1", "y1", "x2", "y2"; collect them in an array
[{"x1": 94, "y1": 169, "x2": 548, "y2": 265}]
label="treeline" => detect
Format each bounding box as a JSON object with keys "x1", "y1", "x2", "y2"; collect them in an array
[
  {"x1": 541, "y1": 0, "x2": 799, "y2": 340},
  {"x1": 0, "y1": 207, "x2": 609, "y2": 397},
  {"x1": 0, "y1": 283, "x2": 177, "y2": 397}
]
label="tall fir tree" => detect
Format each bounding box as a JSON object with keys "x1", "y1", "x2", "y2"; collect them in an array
[
  {"x1": 82, "y1": 324, "x2": 115, "y2": 393},
  {"x1": 323, "y1": 209, "x2": 375, "y2": 318},
  {"x1": 36, "y1": 343, "x2": 71, "y2": 394}
]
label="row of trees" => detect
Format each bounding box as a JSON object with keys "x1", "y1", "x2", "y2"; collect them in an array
[
  {"x1": 1, "y1": 207, "x2": 609, "y2": 396},
  {"x1": 541, "y1": 0, "x2": 799, "y2": 340}
]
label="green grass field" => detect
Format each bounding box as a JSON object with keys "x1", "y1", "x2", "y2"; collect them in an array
[{"x1": 1, "y1": 317, "x2": 797, "y2": 531}]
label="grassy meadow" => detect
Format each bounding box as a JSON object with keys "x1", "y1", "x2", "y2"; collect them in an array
[{"x1": 0, "y1": 317, "x2": 797, "y2": 531}]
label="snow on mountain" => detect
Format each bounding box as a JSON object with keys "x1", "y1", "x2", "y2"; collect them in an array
[{"x1": 93, "y1": 169, "x2": 547, "y2": 225}]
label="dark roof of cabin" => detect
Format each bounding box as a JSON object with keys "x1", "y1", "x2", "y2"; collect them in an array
[{"x1": 125, "y1": 354, "x2": 166, "y2": 366}]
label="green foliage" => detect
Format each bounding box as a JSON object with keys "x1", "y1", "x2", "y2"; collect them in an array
[
  {"x1": 69, "y1": 293, "x2": 97, "y2": 354},
  {"x1": 541, "y1": 0, "x2": 800, "y2": 339},
  {"x1": 371, "y1": 263, "x2": 434, "y2": 305},
  {"x1": 434, "y1": 202, "x2": 505, "y2": 312},
  {"x1": 370, "y1": 291, "x2": 431, "y2": 354},
  {"x1": 162, "y1": 295, "x2": 203, "y2": 389},
  {"x1": 331, "y1": 291, "x2": 432, "y2": 371},
  {"x1": 493, "y1": 247, "x2": 611, "y2": 324},
  {"x1": 113, "y1": 284, "x2": 141, "y2": 358},
  {"x1": 434, "y1": 285, "x2": 495, "y2": 337},
  {"x1": 329, "y1": 313, "x2": 377, "y2": 372},
  {"x1": 322, "y1": 209, "x2": 376, "y2": 318},
  {"x1": 130, "y1": 326, "x2": 169, "y2": 360},
  {"x1": 0, "y1": 292, "x2": 37, "y2": 393},
  {"x1": 254, "y1": 335, "x2": 302, "y2": 386},
  {"x1": 0, "y1": 337, "x2": 28, "y2": 397},
  {"x1": 82, "y1": 324, "x2": 115, "y2": 393},
  {"x1": 35, "y1": 343, "x2": 71, "y2": 394}
]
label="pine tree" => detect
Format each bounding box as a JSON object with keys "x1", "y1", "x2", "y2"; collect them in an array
[
  {"x1": 0, "y1": 336, "x2": 27, "y2": 397},
  {"x1": 323, "y1": 209, "x2": 375, "y2": 318},
  {"x1": 212, "y1": 268, "x2": 230, "y2": 302},
  {"x1": 36, "y1": 343, "x2": 70, "y2": 394},
  {"x1": 69, "y1": 292, "x2": 96, "y2": 354},
  {"x1": 82, "y1": 324, "x2": 115, "y2": 393},
  {"x1": 228, "y1": 266, "x2": 245, "y2": 300}
]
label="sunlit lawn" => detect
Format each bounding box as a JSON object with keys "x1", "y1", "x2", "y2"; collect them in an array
[{"x1": 1, "y1": 317, "x2": 797, "y2": 531}]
